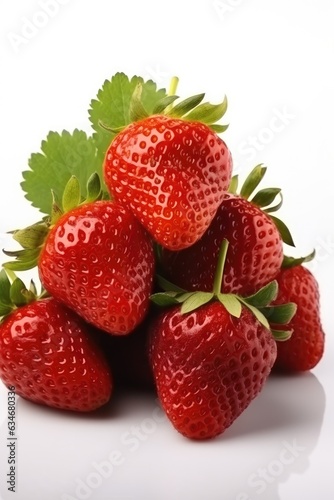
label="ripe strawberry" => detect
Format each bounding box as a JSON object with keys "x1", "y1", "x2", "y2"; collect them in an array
[
  {"x1": 160, "y1": 165, "x2": 293, "y2": 296},
  {"x1": 161, "y1": 193, "x2": 282, "y2": 296},
  {"x1": 149, "y1": 303, "x2": 276, "y2": 440},
  {"x1": 3, "y1": 176, "x2": 155, "y2": 336},
  {"x1": 149, "y1": 240, "x2": 295, "y2": 439},
  {"x1": 38, "y1": 200, "x2": 155, "y2": 335},
  {"x1": 0, "y1": 273, "x2": 112, "y2": 411},
  {"x1": 271, "y1": 261, "x2": 325, "y2": 372},
  {"x1": 104, "y1": 114, "x2": 232, "y2": 251}
]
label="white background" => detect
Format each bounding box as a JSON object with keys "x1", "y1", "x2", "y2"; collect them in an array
[{"x1": 0, "y1": 1, "x2": 334, "y2": 499}]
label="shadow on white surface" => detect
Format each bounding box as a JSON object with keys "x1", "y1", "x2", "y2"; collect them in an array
[{"x1": 0, "y1": 372, "x2": 326, "y2": 500}]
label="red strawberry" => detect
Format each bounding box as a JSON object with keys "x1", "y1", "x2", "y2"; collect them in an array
[
  {"x1": 271, "y1": 261, "x2": 325, "y2": 372},
  {"x1": 160, "y1": 166, "x2": 293, "y2": 296},
  {"x1": 38, "y1": 200, "x2": 154, "y2": 335},
  {"x1": 104, "y1": 114, "x2": 232, "y2": 250},
  {"x1": 149, "y1": 240, "x2": 295, "y2": 439},
  {"x1": 161, "y1": 193, "x2": 283, "y2": 296},
  {"x1": 0, "y1": 274, "x2": 112, "y2": 412},
  {"x1": 149, "y1": 303, "x2": 276, "y2": 440}
]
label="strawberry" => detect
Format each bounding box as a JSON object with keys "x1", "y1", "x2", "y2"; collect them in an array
[
  {"x1": 270, "y1": 257, "x2": 325, "y2": 372},
  {"x1": 38, "y1": 200, "x2": 154, "y2": 335},
  {"x1": 149, "y1": 240, "x2": 296, "y2": 439},
  {"x1": 0, "y1": 272, "x2": 112, "y2": 411},
  {"x1": 103, "y1": 87, "x2": 232, "y2": 251},
  {"x1": 160, "y1": 165, "x2": 293, "y2": 296},
  {"x1": 4, "y1": 176, "x2": 155, "y2": 336}
]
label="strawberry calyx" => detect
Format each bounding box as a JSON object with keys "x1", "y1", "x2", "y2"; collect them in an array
[
  {"x1": 282, "y1": 249, "x2": 316, "y2": 269},
  {"x1": 2, "y1": 173, "x2": 104, "y2": 272},
  {"x1": 99, "y1": 76, "x2": 229, "y2": 135},
  {"x1": 151, "y1": 239, "x2": 297, "y2": 341},
  {"x1": 229, "y1": 164, "x2": 295, "y2": 247},
  {"x1": 0, "y1": 268, "x2": 47, "y2": 321}
]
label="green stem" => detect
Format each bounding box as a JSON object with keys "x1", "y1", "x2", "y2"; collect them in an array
[
  {"x1": 213, "y1": 239, "x2": 229, "y2": 295},
  {"x1": 168, "y1": 76, "x2": 179, "y2": 96},
  {"x1": 165, "y1": 76, "x2": 179, "y2": 114}
]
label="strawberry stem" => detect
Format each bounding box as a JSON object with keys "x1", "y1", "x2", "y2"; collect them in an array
[
  {"x1": 213, "y1": 239, "x2": 229, "y2": 295},
  {"x1": 165, "y1": 76, "x2": 179, "y2": 114},
  {"x1": 168, "y1": 76, "x2": 179, "y2": 96}
]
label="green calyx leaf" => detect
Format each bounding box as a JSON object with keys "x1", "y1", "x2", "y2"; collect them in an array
[
  {"x1": 217, "y1": 293, "x2": 242, "y2": 318},
  {"x1": 9, "y1": 221, "x2": 49, "y2": 249},
  {"x1": 150, "y1": 292, "x2": 182, "y2": 307},
  {"x1": 168, "y1": 93, "x2": 205, "y2": 118},
  {"x1": 151, "y1": 240, "x2": 295, "y2": 342},
  {"x1": 62, "y1": 175, "x2": 81, "y2": 214},
  {"x1": 180, "y1": 292, "x2": 214, "y2": 314},
  {"x1": 4, "y1": 174, "x2": 103, "y2": 273},
  {"x1": 156, "y1": 274, "x2": 186, "y2": 293},
  {"x1": 238, "y1": 164, "x2": 284, "y2": 212},
  {"x1": 228, "y1": 175, "x2": 239, "y2": 195},
  {"x1": 181, "y1": 95, "x2": 228, "y2": 130},
  {"x1": 240, "y1": 164, "x2": 267, "y2": 199},
  {"x1": 251, "y1": 188, "x2": 282, "y2": 209},
  {"x1": 271, "y1": 329, "x2": 293, "y2": 341},
  {"x1": 261, "y1": 302, "x2": 297, "y2": 324},
  {"x1": 129, "y1": 83, "x2": 150, "y2": 122},
  {"x1": 282, "y1": 249, "x2": 316, "y2": 269},
  {"x1": 0, "y1": 269, "x2": 46, "y2": 321},
  {"x1": 153, "y1": 95, "x2": 180, "y2": 115},
  {"x1": 235, "y1": 164, "x2": 295, "y2": 247},
  {"x1": 238, "y1": 298, "x2": 270, "y2": 330},
  {"x1": 244, "y1": 281, "x2": 278, "y2": 308},
  {"x1": 92, "y1": 73, "x2": 229, "y2": 140},
  {"x1": 269, "y1": 215, "x2": 295, "y2": 247}
]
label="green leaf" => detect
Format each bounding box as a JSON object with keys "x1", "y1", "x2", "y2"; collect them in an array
[
  {"x1": 264, "y1": 192, "x2": 283, "y2": 213},
  {"x1": 0, "y1": 269, "x2": 11, "y2": 305},
  {"x1": 153, "y1": 95, "x2": 179, "y2": 114},
  {"x1": 21, "y1": 130, "x2": 101, "y2": 216},
  {"x1": 181, "y1": 292, "x2": 214, "y2": 314},
  {"x1": 239, "y1": 298, "x2": 270, "y2": 329},
  {"x1": 210, "y1": 123, "x2": 229, "y2": 133},
  {"x1": 3, "y1": 247, "x2": 41, "y2": 261},
  {"x1": 251, "y1": 188, "x2": 281, "y2": 209},
  {"x1": 168, "y1": 93, "x2": 205, "y2": 118},
  {"x1": 282, "y1": 249, "x2": 316, "y2": 269},
  {"x1": 29, "y1": 279, "x2": 38, "y2": 296},
  {"x1": 51, "y1": 190, "x2": 63, "y2": 225},
  {"x1": 62, "y1": 176, "x2": 81, "y2": 213},
  {"x1": 0, "y1": 302, "x2": 13, "y2": 317},
  {"x1": 11, "y1": 222, "x2": 49, "y2": 249},
  {"x1": 262, "y1": 303, "x2": 297, "y2": 324},
  {"x1": 217, "y1": 293, "x2": 242, "y2": 318},
  {"x1": 3, "y1": 258, "x2": 39, "y2": 272},
  {"x1": 129, "y1": 83, "x2": 150, "y2": 122},
  {"x1": 150, "y1": 292, "x2": 180, "y2": 307},
  {"x1": 156, "y1": 275, "x2": 186, "y2": 293},
  {"x1": 245, "y1": 281, "x2": 278, "y2": 307},
  {"x1": 9, "y1": 278, "x2": 28, "y2": 306},
  {"x1": 89, "y1": 73, "x2": 167, "y2": 162},
  {"x1": 184, "y1": 96, "x2": 228, "y2": 125},
  {"x1": 269, "y1": 215, "x2": 295, "y2": 247},
  {"x1": 271, "y1": 329, "x2": 293, "y2": 341},
  {"x1": 86, "y1": 172, "x2": 102, "y2": 203},
  {"x1": 228, "y1": 175, "x2": 239, "y2": 194},
  {"x1": 240, "y1": 164, "x2": 267, "y2": 199}
]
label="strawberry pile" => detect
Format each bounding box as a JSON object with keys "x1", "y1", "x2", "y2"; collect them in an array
[{"x1": 0, "y1": 73, "x2": 325, "y2": 440}]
